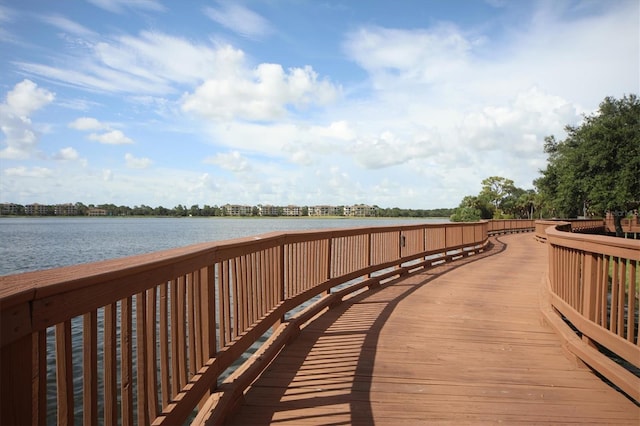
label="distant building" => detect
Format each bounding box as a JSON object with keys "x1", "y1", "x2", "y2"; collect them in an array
[
  {"x1": 344, "y1": 204, "x2": 377, "y2": 217},
  {"x1": 223, "y1": 204, "x2": 252, "y2": 216},
  {"x1": 283, "y1": 205, "x2": 302, "y2": 216},
  {"x1": 55, "y1": 203, "x2": 77, "y2": 216},
  {"x1": 309, "y1": 205, "x2": 340, "y2": 216},
  {"x1": 25, "y1": 203, "x2": 49, "y2": 216},
  {"x1": 87, "y1": 208, "x2": 107, "y2": 216},
  {"x1": 0, "y1": 203, "x2": 20, "y2": 215},
  {"x1": 258, "y1": 205, "x2": 279, "y2": 216}
]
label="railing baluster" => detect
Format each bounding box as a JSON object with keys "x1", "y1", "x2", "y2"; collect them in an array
[
  {"x1": 617, "y1": 260, "x2": 626, "y2": 338},
  {"x1": 169, "y1": 278, "x2": 180, "y2": 396},
  {"x1": 103, "y1": 303, "x2": 117, "y2": 425},
  {"x1": 55, "y1": 320, "x2": 74, "y2": 425},
  {"x1": 146, "y1": 287, "x2": 159, "y2": 419},
  {"x1": 121, "y1": 297, "x2": 133, "y2": 425},
  {"x1": 187, "y1": 274, "x2": 197, "y2": 379},
  {"x1": 194, "y1": 271, "x2": 204, "y2": 369},
  {"x1": 34, "y1": 330, "x2": 47, "y2": 425},
  {"x1": 136, "y1": 291, "x2": 150, "y2": 426},
  {"x1": 82, "y1": 312, "x2": 98, "y2": 426},
  {"x1": 610, "y1": 257, "x2": 619, "y2": 334},
  {"x1": 628, "y1": 260, "x2": 637, "y2": 343},
  {"x1": 176, "y1": 276, "x2": 187, "y2": 391},
  {"x1": 159, "y1": 282, "x2": 170, "y2": 408}
]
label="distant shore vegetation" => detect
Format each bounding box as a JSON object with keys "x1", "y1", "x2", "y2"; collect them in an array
[{"x1": 0, "y1": 202, "x2": 454, "y2": 219}]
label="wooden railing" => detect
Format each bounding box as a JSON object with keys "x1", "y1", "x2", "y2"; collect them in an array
[
  {"x1": 605, "y1": 215, "x2": 640, "y2": 234},
  {"x1": 487, "y1": 219, "x2": 535, "y2": 235},
  {"x1": 535, "y1": 219, "x2": 605, "y2": 243},
  {"x1": 0, "y1": 220, "x2": 540, "y2": 425},
  {"x1": 541, "y1": 221, "x2": 640, "y2": 403}
]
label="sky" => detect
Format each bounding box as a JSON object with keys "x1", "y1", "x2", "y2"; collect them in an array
[{"x1": 0, "y1": 0, "x2": 638, "y2": 209}]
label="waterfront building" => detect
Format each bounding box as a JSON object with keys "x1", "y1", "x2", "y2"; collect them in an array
[
  {"x1": 258, "y1": 205, "x2": 279, "y2": 216},
  {"x1": 223, "y1": 204, "x2": 253, "y2": 216},
  {"x1": 283, "y1": 205, "x2": 303, "y2": 216}
]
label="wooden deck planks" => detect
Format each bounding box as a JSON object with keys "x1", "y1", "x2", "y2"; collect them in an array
[{"x1": 228, "y1": 234, "x2": 640, "y2": 425}]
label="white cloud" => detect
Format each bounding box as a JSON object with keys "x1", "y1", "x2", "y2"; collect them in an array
[
  {"x1": 70, "y1": 117, "x2": 134, "y2": 145},
  {"x1": 204, "y1": 151, "x2": 250, "y2": 172},
  {"x1": 344, "y1": 23, "x2": 471, "y2": 86},
  {"x1": 182, "y1": 64, "x2": 339, "y2": 122},
  {"x1": 17, "y1": 32, "x2": 245, "y2": 96},
  {"x1": 0, "y1": 80, "x2": 55, "y2": 159},
  {"x1": 4, "y1": 79, "x2": 55, "y2": 117},
  {"x1": 40, "y1": 14, "x2": 96, "y2": 37},
  {"x1": 54, "y1": 147, "x2": 80, "y2": 161},
  {"x1": 87, "y1": 0, "x2": 165, "y2": 13},
  {"x1": 4, "y1": 166, "x2": 53, "y2": 178},
  {"x1": 69, "y1": 117, "x2": 109, "y2": 130},
  {"x1": 124, "y1": 153, "x2": 152, "y2": 168},
  {"x1": 349, "y1": 131, "x2": 439, "y2": 169},
  {"x1": 89, "y1": 130, "x2": 133, "y2": 145},
  {"x1": 204, "y1": 3, "x2": 273, "y2": 39},
  {"x1": 460, "y1": 86, "x2": 578, "y2": 153}
]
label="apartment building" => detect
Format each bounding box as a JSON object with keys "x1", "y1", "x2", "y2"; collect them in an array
[
  {"x1": 308, "y1": 205, "x2": 341, "y2": 216},
  {"x1": 0, "y1": 203, "x2": 20, "y2": 215},
  {"x1": 25, "y1": 203, "x2": 50, "y2": 215},
  {"x1": 283, "y1": 205, "x2": 302, "y2": 216},
  {"x1": 344, "y1": 204, "x2": 377, "y2": 217},
  {"x1": 55, "y1": 203, "x2": 77, "y2": 216},
  {"x1": 258, "y1": 205, "x2": 279, "y2": 216},
  {"x1": 87, "y1": 208, "x2": 107, "y2": 216},
  {"x1": 223, "y1": 204, "x2": 253, "y2": 216}
]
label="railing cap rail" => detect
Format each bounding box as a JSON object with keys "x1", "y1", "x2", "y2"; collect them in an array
[{"x1": 546, "y1": 223, "x2": 640, "y2": 260}]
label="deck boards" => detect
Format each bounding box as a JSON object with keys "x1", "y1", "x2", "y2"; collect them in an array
[{"x1": 228, "y1": 233, "x2": 640, "y2": 425}]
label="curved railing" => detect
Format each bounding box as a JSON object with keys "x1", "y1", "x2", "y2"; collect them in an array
[
  {"x1": 487, "y1": 219, "x2": 535, "y2": 235},
  {"x1": 2, "y1": 220, "x2": 526, "y2": 425},
  {"x1": 541, "y1": 222, "x2": 640, "y2": 403},
  {"x1": 534, "y1": 219, "x2": 605, "y2": 243}
]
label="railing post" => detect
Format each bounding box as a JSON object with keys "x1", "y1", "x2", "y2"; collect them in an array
[
  {"x1": 1, "y1": 334, "x2": 33, "y2": 425},
  {"x1": 279, "y1": 244, "x2": 286, "y2": 323},
  {"x1": 581, "y1": 252, "x2": 599, "y2": 348},
  {"x1": 366, "y1": 232, "x2": 372, "y2": 279}
]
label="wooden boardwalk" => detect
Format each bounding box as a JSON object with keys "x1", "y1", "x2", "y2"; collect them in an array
[{"x1": 228, "y1": 233, "x2": 640, "y2": 424}]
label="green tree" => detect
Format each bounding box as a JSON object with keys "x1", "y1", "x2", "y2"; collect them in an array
[
  {"x1": 536, "y1": 94, "x2": 640, "y2": 236},
  {"x1": 450, "y1": 195, "x2": 492, "y2": 222},
  {"x1": 190, "y1": 204, "x2": 201, "y2": 216},
  {"x1": 479, "y1": 176, "x2": 520, "y2": 218},
  {"x1": 450, "y1": 206, "x2": 481, "y2": 222},
  {"x1": 75, "y1": 202, "x2": 88, "y2": 216}
]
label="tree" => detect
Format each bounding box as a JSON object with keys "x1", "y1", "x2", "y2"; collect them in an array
[
  {"x1": 480, "y1": 176, "x2": 516, "y2": 209},
  {"x1": 536, "y1": 94, "x2": 640, "y2": 235},
  {"x1": 75, "y1": 202, "x2": 88, "y2": 216},
  {"x1": 450, "y1": 206, "x2": 481, "y2": 222},
  {"x1": 450, "y1": 195, "x2": 493, "y2": 222}
]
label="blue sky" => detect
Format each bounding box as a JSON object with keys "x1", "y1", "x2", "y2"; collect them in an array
[{"x1": 1, "y1": 0, "x2": 638, "y2": 209}]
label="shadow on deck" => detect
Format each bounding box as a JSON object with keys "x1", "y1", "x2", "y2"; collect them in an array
[{"x1": 228, "y1": 234, "x2": 639, "y2": 425}]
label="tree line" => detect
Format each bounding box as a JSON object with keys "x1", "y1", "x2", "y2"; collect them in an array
[
  {"x1": 1, "y1": 202, "x2": 455, "y2": 219},
  {"x1": 450, "y1": 94, "x2": 639, "y2": 236}
]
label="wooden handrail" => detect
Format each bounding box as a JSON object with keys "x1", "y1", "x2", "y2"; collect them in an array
[
  {"x1": 534, "y1": 219, "x2": 605, "y2": 242},
  {"x1": 0, "y1": 220, "x2": 533, "y2": 425},
  {"x1": 541, "y1": 221, "x2": 640, "y2": 403}
]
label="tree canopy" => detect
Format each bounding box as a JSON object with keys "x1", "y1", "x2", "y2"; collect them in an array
[
  {"x1": 534, "y1": 94, "x2": 639, "y2": 234},
  {"x1": 450, "y1": 176, "x2": 535, "y2": 222}
]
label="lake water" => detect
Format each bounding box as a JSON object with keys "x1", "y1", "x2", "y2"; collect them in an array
[{"x1": 0, "y1": 216, "x2": 447, "y2": 276}]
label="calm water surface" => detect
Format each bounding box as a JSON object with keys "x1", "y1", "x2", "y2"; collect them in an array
[{"x1": 0, "y1": 216, "x2": 446, "y2": 276}]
